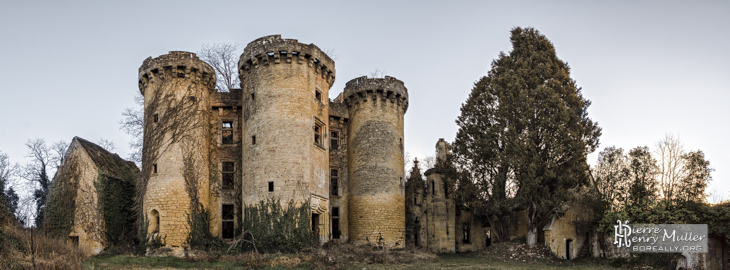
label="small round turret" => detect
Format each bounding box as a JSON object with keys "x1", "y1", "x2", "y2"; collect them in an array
[{"x1": 344, "y1": 76, "x2": 408, "y2": 248}]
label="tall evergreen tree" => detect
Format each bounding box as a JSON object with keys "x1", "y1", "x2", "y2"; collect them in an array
[{"x1": 453, "y1": 27, "x2": 601, "y2": 247}]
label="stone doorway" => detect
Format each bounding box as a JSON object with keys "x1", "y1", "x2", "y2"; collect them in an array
[{"x1": 312, "y1": 213, "x2": 320, "y2": 243}]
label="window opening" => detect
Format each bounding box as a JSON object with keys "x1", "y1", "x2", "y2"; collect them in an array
[
  {"x1": 330, "y1": 131, "x2": 339, "y2": 150},
  {"x1": 153, "y1": 164, "x2": 158, "y2": 174},
  {"x1": 250, "y1": 93, "x2": 255, "y2": 100},
  {"x1": 252, "y1": 135, "x2": 256, "y2": 145},
  {"x1": 315, "y1": 90, "x2": 322, "y2": 102},
  {"x1": 153, "y1": 113, "x2": 159, "y2": 123},
  {"x1": 268, "y1": 181, "x2": 274, "y2": 192},
  {"x1": 463, "y1": 223, "x2": 471, "y2": 244},
  {"x1": 222, "y1": 204, "x2": 234, "y2": 239},
  {"x1": 69, "y1": 236, "x2": 79, "y2": 247},
  {"x1": 222, "y1": 162, "x2": 234, "y2": 190},
  {"x1": 222, "y1": 121, "x2": 234, "y2": 144},
  {"x1": 332, "y1": 207, "x2": 340, "y2": 239},
  {"x1": 330, "y1": 168, "x2": 339, "y2": 196},
  {"x1": 314, "y1": 119, "x2": 325, "y2": 148}
]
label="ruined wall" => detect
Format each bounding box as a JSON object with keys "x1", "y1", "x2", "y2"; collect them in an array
[
  {"x1": 543, "y1": 202, "x2": 589, "y2": 259},
  {"x1": 455, "y1": 209, "x2": 488, "y2": 252},
  {"x1": 65, "y1": 142, "x2": 105, "y2": 256},
  {"x1": 139, "y1": 51, "x2": 215, "y2": 248},
  {"x1": 345, "y1": 76, "x2": 407, "y2": 248},
  {"x1": 424, "y1": 168, "x2": 455, "y2": 253}
]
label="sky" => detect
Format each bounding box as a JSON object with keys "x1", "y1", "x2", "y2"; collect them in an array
[{"x1": 0, "y1": 1, "x2": 728, "y2": 203}]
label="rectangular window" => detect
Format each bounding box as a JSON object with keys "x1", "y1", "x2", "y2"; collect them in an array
[
  {"x1": 268, "y1": 181, "x2": 274, "y2": 192},
  {"x1": 315, "y1": 90, "x2": 322, "y2": 102},
  {"x1": 330, "y1": 168, "x2": 339, "y2": 196},
  {"x1": 222, "y1": 204, "x2": 234, "y2": 239},
  {"x1": 314, "y1": 119, "x2": 325, "y2": 148},
  {"x1": 330, "y1": 131, "x2": 339, "y2": 150},
  {"x1": 222, "y1": 121, "x2": 233, "y2": 144},
  {"x1": 252, "y1": 135, "x2": 256, "y2": 145},
  {"x1": 331, "y1": 207, "x2": 340, "y2": 239},
  {"x1": 153, "y1": 164, "x2": 158, "y2": 174},
  {"x1": 153, "y1": 113, "x2": 159, "y2": 123},
  {"x1": 463, "y1": 223, "x2": 471, "y2": 244},
  {"x1": 222, "y1": 162, "x2": 234, "y2": 190}
]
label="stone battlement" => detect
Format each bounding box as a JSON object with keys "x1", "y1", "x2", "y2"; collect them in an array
[
  {"x1": 138, "y1": 51, "x2": 216, "y2": 94},
  {"x1": 343, "y1": 76, "x2": 409, "y2": 112},
  {"x1": 238, "y1": 35, "x2": 335, "y2": 87}
]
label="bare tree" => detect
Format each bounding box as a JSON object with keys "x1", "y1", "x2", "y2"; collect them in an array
[
  {"x1": 198, "y1": 43, "x2": 241, "y2": 91},
  {"x1": 654, "y1": 134, "x2": 686, "y2": 202},
  {"x1": 120, "y1": 92, "x2": 144, "y2": 165},
  {"x1": 97, "y1": 138, "x2": 116, "y2": 152},
  {"x1": 22, "y1": 138, "x2": 68, "y2": 228}
]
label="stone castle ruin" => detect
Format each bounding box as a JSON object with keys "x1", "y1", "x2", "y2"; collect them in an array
[{"x1": 137, "y1": 35, "x2": 408, "y2": 252}]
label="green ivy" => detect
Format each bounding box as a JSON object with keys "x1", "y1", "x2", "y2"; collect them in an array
[
  {"x1": 95, "y1": 171, "x2": 137, "y2": 247},
  {"x1": 241, "y1": 199, "x2": 313, "y2": 253}
]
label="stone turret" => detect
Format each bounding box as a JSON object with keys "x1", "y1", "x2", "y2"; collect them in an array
[
  {"x1": 238, "y1": 35, "x2": 335, "y2": 241},
  {"x1": 138, "y1": 51, "x2": 215, "y2": 251},
  {"x1": 344, "y1": 76, "x2": 408, "y2": 248}
]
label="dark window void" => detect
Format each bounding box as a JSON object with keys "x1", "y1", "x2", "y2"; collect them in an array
[
  {"x1": 463, "y1": 223, "x2": 471, "y2": 244},
  {"x1": 330, "y1": 169, "x2": 339, "y2": 196},
  {"x1": 222, "y1": 121, "x2": 233, "y2": 144},
  {"x1": 330, "y1": 131, "x2": 339, "y2": 150},
  {"x1": 252, "y1": 135, "x2": 256, "y2": 145},
  {"x1": 332, "y1": 215, "x2": 340, "y2": 239},
  {"x1": 268, "y1": 181, "x2": 274, "y2": 192},
  {"x1": 153, "y1": 113, "x2": 159, "y2": 123},
  {"x1": 331, "y1": 207, "x2": 339, "y2": 217},
  {"x1": 153, "y1": 164, "x2": 158, "y2": 174},
  {"x1": 222, "y1": 162, "x2": 234, "y2": 190},
  {"x1": 250, "y1": 93, "x2": 255, "y2": 100},
  {"x1": 222, "y1": 204, "x2": 234, "y2": 239},
  {"x1": 315, "y1": 90, "x2": 322, "y2": 102}
]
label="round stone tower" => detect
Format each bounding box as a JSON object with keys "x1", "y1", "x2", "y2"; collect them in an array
[
  {"x1": 238, "y1": 35, "x2": 335, "y2": 221},
  {"x1": 138, "y1": 51, "x2": 215, "y2": 249},
  {"x1": 343, "y1": 76, "x2": 408, "y2": 248}
]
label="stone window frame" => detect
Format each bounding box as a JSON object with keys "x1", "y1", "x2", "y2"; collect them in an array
[
  {"x1": 331, "y1": 206, "x2": 340, "y2": 239},
  {"x1": 330, "y1": 130, "x2": 339, "y2": 150},
  {"x1": 221, "y1": 204, "x2": 235, "y2": 239},
  {"x1": 330, "y1": 168, "x2": 339, "y2": 196},
  {"x1": 221, "y1": 161, "x2": 235, "y2": 190},
  {"x1": 315, "y1": 89, "x2": 322, "y2": 103},
  {"x1": 221, "y1": 120, "x2": 234, "y2": 145},
  {"x1": 313, "y1": 117, "x2": 326, "y2": 150}
]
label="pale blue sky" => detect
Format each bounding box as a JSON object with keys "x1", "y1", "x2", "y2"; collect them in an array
[{"x1": 1, "y1": 1, "x2": 727, "y2": 201}]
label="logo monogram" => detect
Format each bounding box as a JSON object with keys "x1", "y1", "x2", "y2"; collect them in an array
[{"x1": 614, "y1": 220, "x2": 632, "y2": 247}]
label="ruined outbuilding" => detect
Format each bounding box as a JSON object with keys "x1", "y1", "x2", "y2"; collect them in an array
[{"x1": 45, "y1": 137, "x2": 138, "y2": 255}]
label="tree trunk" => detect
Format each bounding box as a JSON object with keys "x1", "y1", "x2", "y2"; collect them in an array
[{"x1": 526, "y1": 226, "x2": 537, "y2": 248}]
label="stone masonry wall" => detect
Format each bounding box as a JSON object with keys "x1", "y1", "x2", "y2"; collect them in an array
[
  {"x1": 67, "y1": 142, "x2": 105, "y2": 256},
  {"x1": 345, "y1": 76, "x2": 407, "y2": 248}
]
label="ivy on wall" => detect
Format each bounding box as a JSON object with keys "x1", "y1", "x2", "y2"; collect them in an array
[{"x1": 241, "y1": 199, "x2": 313, "y2": 253}]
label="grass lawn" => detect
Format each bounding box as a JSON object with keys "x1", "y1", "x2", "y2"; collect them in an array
[
  {"x1": 349, "y1": 253, "x2": 618, "y2": 270},
  {"x1": 83, "y1": 253, "x2": 618, "y2": 270}
]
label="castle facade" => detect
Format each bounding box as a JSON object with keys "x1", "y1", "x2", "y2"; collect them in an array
[{"x1": 137, "y1": 35, "x2": 408, "y2": 250}]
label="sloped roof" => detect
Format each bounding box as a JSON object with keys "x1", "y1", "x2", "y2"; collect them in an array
[{"x1": 72, "y1": 137, "x2": 139, "y2": 180}]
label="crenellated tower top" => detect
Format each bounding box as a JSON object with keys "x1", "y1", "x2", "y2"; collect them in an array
[
  {"x1": 343, "y1": 76, "x2": 409, "y2": 112},
  {"x1": 238, "y1": 35, "x2": 336, "y2": 88},
  {"x1": 138, "y1": 51, "x2": 216, "y2": 95}
]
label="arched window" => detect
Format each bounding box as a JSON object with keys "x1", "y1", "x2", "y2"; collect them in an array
[{"x1": 149, "y1": 209, "x2": 160, "y2": 233}]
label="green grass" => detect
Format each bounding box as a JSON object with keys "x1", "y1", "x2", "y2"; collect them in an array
[
  {"x1": 348, "y1": 253, "x2": 618, "y2": 270},
  {"x1": 83, "y1": 255, "x2": 244, "y2": 270},
  {"x1": 83, "y1": 253, "x2": 618, "y2": 270}
]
